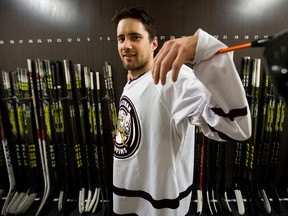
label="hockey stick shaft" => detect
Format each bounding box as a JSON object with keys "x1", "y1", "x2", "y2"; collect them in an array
[{"x1": 217, "y1": 37, "x2": 271, "y2": 54}]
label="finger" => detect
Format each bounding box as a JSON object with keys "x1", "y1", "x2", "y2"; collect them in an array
[
  {"x1": 153, "y1": 46, "x2": 169, "y2": 84},
  {"x1": 171, "y1": 53, "x2": 185, "y2": 82},
  {"x1": 152, "y1": 55, "x2": 161, "y2": 84},
  {"x1": 159, "y1": 47, "x2": 178, "y2": 85},
  {"x1": 159, "y1": 59, "x2": 172, "y2": 85}
]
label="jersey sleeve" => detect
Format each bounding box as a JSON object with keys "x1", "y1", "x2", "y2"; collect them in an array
[
  {"x1": 157, "y1": 29, "x2": 252, "y2": 142},
  {"x1": 190, "y1": 28, "x2": 252, "y2": 141}
]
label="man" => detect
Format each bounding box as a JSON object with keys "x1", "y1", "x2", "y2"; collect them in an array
[{"x1": 112, "y1": 5, "x2": 251, "y2": 216}]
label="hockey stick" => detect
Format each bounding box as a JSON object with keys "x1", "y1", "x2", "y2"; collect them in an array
[
  {"x1": 17, "y1": 68, "x2": 43, "y2": 213},
  {"x1": 72, "y1": 63, "x2": 96, "y2": 214},
  {"x1": 87, "y1": 69, "x2": 103, "y2": 212},
  {"x1": 0, "y1": 71, "x2": 17, "y2": 216},
  {"x1": 6, "y1": 69, "x2": 33, "y2": 215},
  {"x1": 20, "y1": 61, "x2": 44, "y2": 214},
  {"x1": 233, "y1": 142, "x2": 245, "y2": 215},
  {"x1": 103, "y1": 62, "x2": 118, "y2": 138},
  {"x1": 203, "y1": 138, "x2": 215, "y2": 215},
  {"x1": 92, "y1": 71, "x2": 109, "y2": 214},
  {"x1": 30, "y1": 59, "x2": 51, "y2": 216},
  {"x1": 34, "y1": 60, "x2": 60, "y2": 216},
  {"x1": 0, "y1": 116, "x2": 9, "y2": 199},
  {"x1": 83, "y1": 68, "x2": 101, "y2": 213},
  {"x1": 71, "y1": 63, "x2": 88, "y2": 214},
  {"x1": 0, "y1": 112, "x2": 9, "y2": 199},
  {"x1": 217, "y1": 37, "x2": 271, "y2": 54},
  {"x1": 80, "y1": 66, "x2": 93, "y2": 213},
  {"x1": 256, "y1": 73, "x2": 272, "y2": 215},
  {"x1": 0, "y1": 117, "x2": 17, "y2": 216},
  {"x1": 231, "y1": 56, "x2": 251, "y2": 216},
  {"x1": 52, "y1": 61, "x2": 70, "y2": 212},
  {"x1": 239, "y1": 56, "x2": 255, "y2": 216},
  {"x1": 247, "y1": 58, "x2": 269, "y2": 216},
  {"x1": 217, "y1": 29, "x2": 288, "y2": 105},
  {"x1": 266, "y1": 94, "x2": 283, "y2": 214},
  {"x1": 219, "y1": 142, "x2": 233, "y2": 215},
  {"x1": 15, "y1": 60, "x2": 41, "y2": 214},
  {"x1": 213, "y1": 140, "x2": 233, "y2": 216},
  {"x1": 193, "y1": 126, "x2": 203, "y2": 216},
  {"x1": 62, "y1": 60, "x2": 85, "y2": 212},
  {"x1": 9, "y1": 69, "x2": 42, "y2": 214},
  {"x1": 251, "y1": 58, "x2": 273, "y2": 215}
]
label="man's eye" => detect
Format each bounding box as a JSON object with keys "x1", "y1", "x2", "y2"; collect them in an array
[
  {"x1": 118, "y1": 37, "x2": 125, "y2": 43},
  {"x1": 132, "y1": 35, "x2": 141, "y2": 40}
]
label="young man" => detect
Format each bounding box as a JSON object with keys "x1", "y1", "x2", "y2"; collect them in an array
[{"x1": 112, "y1": 5, "x2": 251, "y2": 216}]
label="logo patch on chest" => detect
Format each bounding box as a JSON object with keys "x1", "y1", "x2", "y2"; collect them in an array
[{"x1": 114, "y1": 96, "x2": 141, "y2": 159}]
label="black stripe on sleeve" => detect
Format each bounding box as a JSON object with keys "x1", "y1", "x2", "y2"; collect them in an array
[
  {"x1": 208, "y1": 125, "x2": 244, "y2": 142},
  {"x1": 211, "y1": 106, "x2": 248, "y2": 121}
]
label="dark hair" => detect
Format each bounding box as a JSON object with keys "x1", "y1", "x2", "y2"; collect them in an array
[{"x1": 112, "y1": 5, "x2": 157, "y2": 41}]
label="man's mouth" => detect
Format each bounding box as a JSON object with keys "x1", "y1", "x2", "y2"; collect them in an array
[
  {"x1": 123, "y1": 53, "x2": 135, "y2": 57},
  {"x1": 123, "y1": 54, "x2": 136, "y2": 61}
]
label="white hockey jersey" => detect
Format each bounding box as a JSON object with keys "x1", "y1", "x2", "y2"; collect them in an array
[{"x1": 113, "y1": 29, "x2": 251, "y2": 216}]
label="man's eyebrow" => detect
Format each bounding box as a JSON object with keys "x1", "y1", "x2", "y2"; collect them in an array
[{"x1": 117, "y1": 33, "x2": 142, "y2": 38}]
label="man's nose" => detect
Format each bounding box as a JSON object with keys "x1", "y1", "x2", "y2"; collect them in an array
[{"x1": 123, "y1": 39, "x2": 132, "y2": 50}]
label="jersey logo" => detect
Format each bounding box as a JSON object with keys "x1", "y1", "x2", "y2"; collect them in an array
[{"x1": 114, "y1": 96, "x2": 141, "y2": 159}]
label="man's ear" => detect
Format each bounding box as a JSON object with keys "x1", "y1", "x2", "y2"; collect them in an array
[{"x1": 152, "y1": 36, "x2": 158, "y2": 51}]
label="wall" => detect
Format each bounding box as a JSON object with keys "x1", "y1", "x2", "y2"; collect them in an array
[{"x1": 0, "y1": 0, "x2": 288, "y2": 201}]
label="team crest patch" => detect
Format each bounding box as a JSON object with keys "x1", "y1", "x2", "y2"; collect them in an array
[{"x1": 114, "y1": 96, "x2": 141, "y2": 159}]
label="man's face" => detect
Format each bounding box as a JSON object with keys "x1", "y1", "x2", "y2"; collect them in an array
[{"x1": 116, "y1": 18, "x2": 157, "y2": 73}]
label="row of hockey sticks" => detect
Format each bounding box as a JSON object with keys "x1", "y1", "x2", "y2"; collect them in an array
[
  {"x1": 0, "y1": 60, "x2": 113, "y2": 215},
  {"x1": 239, "y1": 57, "x2": 285, "y2": 215},
  {"x1": 232, "y1": 57, "x2": 285, "y2": 216},
  {"x1": 192, "y1": 128, "x2": 233, "y2": 216},
  {"x1": 192, "y1": 56, "x2": 286, "y2": 216},
  {"x1": 0, "y1": 69, "x2": 41, "y2": 215},
  {"x1": 37, "y1": 59, "x2": 110, "y2": 215}
]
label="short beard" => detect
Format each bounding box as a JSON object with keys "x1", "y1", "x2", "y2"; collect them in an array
[{"x1": 122, "y1": 60, "x2": 149, "y2": 71}]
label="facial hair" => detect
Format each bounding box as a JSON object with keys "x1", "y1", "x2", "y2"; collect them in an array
[
  {"x1": 122, "y1": 59, "x2": 149, "y2": 71},
  {"x1": 121, "y1": 50, "x2": 151, "y2": 72}
]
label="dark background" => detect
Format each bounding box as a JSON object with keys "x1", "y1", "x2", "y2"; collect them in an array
[{"x1": 0, "y1": 0, "x2": 288, "y2": 214}]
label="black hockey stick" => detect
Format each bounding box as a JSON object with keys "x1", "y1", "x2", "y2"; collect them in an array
[
  {"x1": 82, "y1": 68, "x2": 101, "y2": 213},
  {"x1": 218, "y1": 142, "x2": 233, "y2": 216},
  {"x1": 6, "y1": 69, "x2": 33, "y2": 215},
  {"x1": 213, "y1": 141, "x2": 233, "y2": 216},
  {"x1": 203, "y1": 138, "x2": 215, "y2": 215},
  {"x1": 249, "y1": 58, "x2": 272, "y2": 216},
  {"x1": 240, "y1": 56, "x2": 255, "y2": 216},
  {"x1": 62, "y1": 60, "x2": 85, "y2": 211},
  {"x1": 34, "y1": 59, "x2": 60, "y2": 216},
  {"x1": 232, "y1": 142, "x2": 245, "y2": 215},
  {"x1": 256, "y1": 73, "x2": 272, "y2": 215},
  {"x1": 266, "y1": 94, "x2": 283, "y2": 214},
  {"x1": 0, "y1": 71, "x2": 18, "y2": 215},
  {"x1": 231, "y1": 56, "x2": 252, "y2": 216},
  {"x1": 0, "y1": 111, "x2": 9, "y2": 199},
  {"x1": 103, "y1": 62, "x2": 118, "y2": 139},
  {"x1": 191, "y1": 126, "x2": 203, "y2": 215},
  {"x1": 52, "y1": 61, "x2": 70, "y2": 212},
  {"x1": 22, "y1": 60, "x2": 45, "y2": 214},
  {"x1": 71, "y1": 63, "x2": 89, "y2": 214},
  {"x1": 248, "y1": 58, "x2": 271, "y2": 216},
  {"x1": 93, "y1": 70, "x2": 109, "y2": 214}
]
